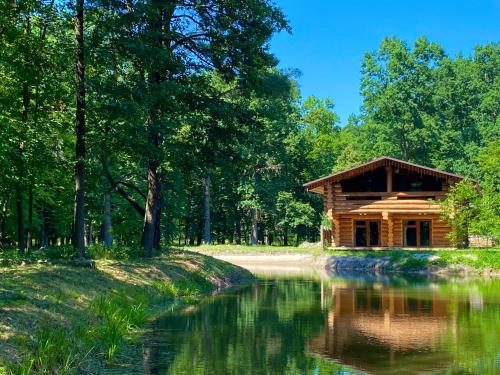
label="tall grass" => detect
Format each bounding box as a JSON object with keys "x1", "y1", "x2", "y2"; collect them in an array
[
  {"x1": 8, "y1": 325, "x2": 81, "y2": 375},
  {"x1": 89, "y1": 293, "x2": 148, "y2": 363}
]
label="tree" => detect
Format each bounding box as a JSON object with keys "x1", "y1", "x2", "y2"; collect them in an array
[
  {"x1": 89, "y1": 0, "x2": 288, "y2": 255},
  {"x1": 276, "y1": 192, "x2": 315, "y2": 246},
  {"x1": 360, "y1": 37, "x2": 445, "y2": 164},
  {"x1": 440, "y1": 180, "x2": 479, "y2": 248},
  {"x1": 73, "y1": 0, "x2": 86, "y2": 257}
]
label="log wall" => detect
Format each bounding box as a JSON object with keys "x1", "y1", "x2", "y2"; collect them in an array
[{"x1": 323, "y1": 182, "x2": 453, "y2": 248}]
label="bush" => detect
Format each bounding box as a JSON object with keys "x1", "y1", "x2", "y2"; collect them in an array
[{"x1": 86, "y1": 243, "x2": 143, "y2": 260}]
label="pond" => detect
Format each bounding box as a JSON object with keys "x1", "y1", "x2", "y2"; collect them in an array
[{"x1": 144, "y1": 269, "x2": 500, "y2": 374}]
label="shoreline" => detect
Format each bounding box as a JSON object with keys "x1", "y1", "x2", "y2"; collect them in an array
[
  {"x1": 326, "y1": 250, "x2": 500, "y2": 276},
  {"x1": 199, "y1": 248, "x2": 500, "y2": 277},
  {"x1": 0, "y1": 251, "x2": 253, "y2": 374}
]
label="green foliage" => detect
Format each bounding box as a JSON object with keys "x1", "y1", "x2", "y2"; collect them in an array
[
  {"x1": 152, "y1": 278, "x2": 206, "y2": 299},
  {"x1": 86, "y1": 244, "x2": 143, "y2": 260},
  {"x1": 331, "y1": 249, "x2": 500, "y2": 271},
  {"x1": 276, "y1": 192, "x2": 316, "y2": 244},
  {"x1": 440, "y1": 180, "x2": 479, "y2": 247},
  {"x1": 440, "y1": 176, "x2": 499, "y2": 248}
]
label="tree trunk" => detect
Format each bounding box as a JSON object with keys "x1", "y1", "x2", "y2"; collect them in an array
[
  {"x1": 26, "y1": 184, "x2": 33, "y2": 253},
  {"x1": 250, "y1": 208, "x2": 258, "y2": 245},
  {"x1": 1, "y1": 197, "x2": 9, "y2": 247},
  {"x1": 203, "y1": 174, "x2": 211, "y2": 244},
  {"x1": 73, "y1": 0, "x2": 86, "y2": 257},
  {"x1": 102, "y1": 192, "x2": 113, "y2": 246},
  {"x1": 283, "y1": 225, "x2": 288, "y2": 246},
  {"x1": 16, "y1": 80, "x2": 31, "y2": 255},
  {"x1": 142, "y1": 160, "x2": 161, "y2": 256},
  {"x1": 153, "y1": 198, "x2": 161, "y2": 250},
  {"x1": 40, "y1": 208, "x2": 47, "y2": 248},
  {"x1": 17, "y1": 193, "x2": 25, "y2": 254},
  {"x1": 85, "y1": 220, "x2": 93, "y2": 246},
  {"x1": 17, "y1": 148, "x2": 25, "y2": 255},
  {"x1": 234, "y1": 208, "x2": 241, "y2": 245}
]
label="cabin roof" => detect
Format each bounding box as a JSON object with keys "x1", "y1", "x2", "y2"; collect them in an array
[{"x1": 303, "y1": 156, "x2": 466, "y2": 193}]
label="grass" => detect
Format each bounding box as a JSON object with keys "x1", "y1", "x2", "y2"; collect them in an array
[
  {"x1": 0, "y1": 250, "x2": 253, "y2": 373},
  {"x1": 183, "y1": 243, "x2": 325, "y2": 255},
  {"x1": 328, "y1": 248, "x2": 500, "y2": 272},
  {"x1": 185, "y1": 243, "x2": 500, "y2": 273}
]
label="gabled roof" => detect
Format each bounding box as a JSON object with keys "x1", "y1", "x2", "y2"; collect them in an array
[{"x1": 304, "y1": 156, "x2": 465, "y2": 192}]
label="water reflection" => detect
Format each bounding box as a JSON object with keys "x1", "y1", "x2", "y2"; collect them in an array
[
  {"x1": 309, "y1": 282, "x2": 453, "y2": 374},
  {"x1": 144, "y1": 272, "x2": 500, "y2": 375}
]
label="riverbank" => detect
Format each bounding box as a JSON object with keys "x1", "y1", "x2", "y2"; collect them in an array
[
  {"x1": 186, "y1": 244, "x2": 500, "y2": 276},
  {"x1": 327, "y1": 249, "x2": 500, "y2": 275},
  {"x1": 184, "y1": 243, "x2": 324, "y2": 255},
  {"x1": 0, "y1": 250, "x2": 253, "y2": 374}
]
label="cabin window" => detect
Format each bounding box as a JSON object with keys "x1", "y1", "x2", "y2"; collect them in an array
[
  {"x1": 341, "y1": 167, "x2": 387, "y2": 192},
  {"x1": 393, "y1": 169, "x2": 443, "y2": 191},
  {"x1": 354, "y1": 220, "x2": 380, "y2": 246},
  {"x1": 420, "y1": 221, "x2": 431, "y2": 246},
  {"x1": 355, "y1": 221, "x2": 367, "y2": 246},
  {"x1": 404, "y1": 220, "x2": 431, "y2": 246}
]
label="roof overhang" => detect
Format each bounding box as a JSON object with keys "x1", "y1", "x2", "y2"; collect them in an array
[{"x1": 304, "y1": 157, "x2": 466, "y2": 193}]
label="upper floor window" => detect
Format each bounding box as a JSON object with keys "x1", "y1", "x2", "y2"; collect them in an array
[{"x1": 393, "y1": 169, "x2": 443, "y2": 191}]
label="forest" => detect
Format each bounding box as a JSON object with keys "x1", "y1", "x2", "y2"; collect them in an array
[{"x1": 0, "y1": 0, "x2": 498, "y2": 257}]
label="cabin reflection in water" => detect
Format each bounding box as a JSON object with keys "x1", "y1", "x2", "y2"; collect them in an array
[{"x1": 309, "y1": 283, "x2": 457, "y2": 374}]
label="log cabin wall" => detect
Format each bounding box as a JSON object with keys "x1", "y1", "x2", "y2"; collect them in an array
[
  {"x1": 307, "y1": 157, "x2": 462, "y2": 248},
  {"x1": 325, "y1": 185, "x2": 453, "y2": 248}
]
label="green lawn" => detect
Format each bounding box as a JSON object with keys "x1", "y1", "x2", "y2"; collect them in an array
[{"x1": 183, "y1": 243, "x2": 324, "y2": 255}]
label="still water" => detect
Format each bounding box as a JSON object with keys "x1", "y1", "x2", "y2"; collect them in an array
[{"x1": 145, "y1": 270, "x2": 500, "y2": 375}]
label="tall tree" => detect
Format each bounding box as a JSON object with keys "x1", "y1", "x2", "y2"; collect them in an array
[
  {"x1": 91, "y1": 0, "x2": 288, "y2": 255},
  {"x1": 73, "y1": 0, "x2": 86, "y2": 256}
]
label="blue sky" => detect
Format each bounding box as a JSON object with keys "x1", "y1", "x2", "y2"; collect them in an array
[{"x1": 270, "y1": 0, "x2": 500, "y2": 125}]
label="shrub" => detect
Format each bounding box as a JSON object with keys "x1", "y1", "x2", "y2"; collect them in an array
[{"x1": 86, "y1": 243, "x2": 143, "y2": 260}]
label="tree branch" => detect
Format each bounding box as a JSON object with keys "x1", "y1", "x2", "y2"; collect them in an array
[{"x1": 102, "y1": 159, "x2": 145, "y2": 216}]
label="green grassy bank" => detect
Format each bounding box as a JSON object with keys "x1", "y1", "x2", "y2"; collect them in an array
[
  {"x1": 0, "y1": 250, "x2": 253, "y2": 374},
  {"x1": 328, "y1": 248, "x2": 500, "y2": 274},
  {"x1": 185, "y1": 244, "x2": 500, "y2": 274}
]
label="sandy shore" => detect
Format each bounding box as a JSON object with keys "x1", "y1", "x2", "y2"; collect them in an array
[{"x1": 213, "y1": 253, "x2": 330, "y2": 278}]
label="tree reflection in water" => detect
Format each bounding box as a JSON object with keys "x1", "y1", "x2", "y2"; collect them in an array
[{"x1": 144, "y1": 274, "x2": 500, "y2": 375}]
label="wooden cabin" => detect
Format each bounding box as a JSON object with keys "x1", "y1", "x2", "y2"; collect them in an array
[{"x1": 304, "y1": 157, "x2": 464, "y2": 248}]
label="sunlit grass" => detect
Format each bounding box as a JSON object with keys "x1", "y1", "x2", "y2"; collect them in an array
[
  {"x1": 0, "y1": 251, "x2": 253, "y2": 373},
  {"x1": 184, "y1": 243, "x2": 324, "y2": 255}
]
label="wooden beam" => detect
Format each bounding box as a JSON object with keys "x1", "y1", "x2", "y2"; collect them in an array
[
  {"x1": 387, "y1": 214, "x2": 394, "y2": 247},
  {"x1": 386, "y1": 165, "x2": 393, "y2": 193}
]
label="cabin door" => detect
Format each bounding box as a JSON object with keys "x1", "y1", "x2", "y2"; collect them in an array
[{"x1": 354, "y1": 220, "x2": 380, "y2": 246}]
